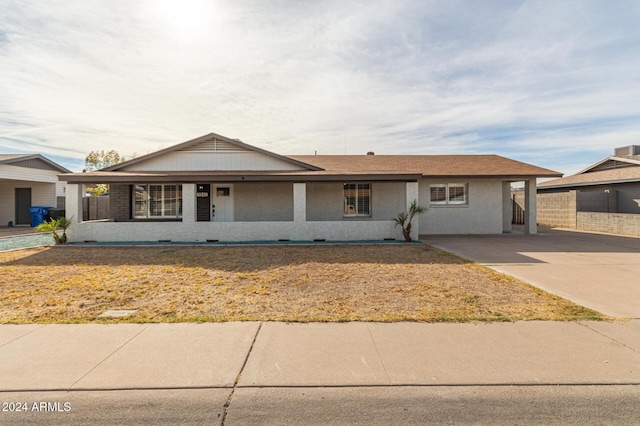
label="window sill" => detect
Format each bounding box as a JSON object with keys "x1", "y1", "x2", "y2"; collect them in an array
[{"x1": 429, "y1": 204, "x2": 469, "y2": 208}]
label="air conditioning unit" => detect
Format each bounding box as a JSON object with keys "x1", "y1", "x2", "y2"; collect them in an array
[{"x1": 614, "y1": 145, "x2": 640, "y2": 156}]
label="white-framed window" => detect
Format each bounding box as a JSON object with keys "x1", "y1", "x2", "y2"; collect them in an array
[
  {"x1": 134, "y1": 184, "x2": 183, "y2": 218},
  {"x1": 430, "y1": 183, "x2": 468, "y2": 205},
  {"x1": 343, "y1": 183, "x2": 371, "y2": 217}
]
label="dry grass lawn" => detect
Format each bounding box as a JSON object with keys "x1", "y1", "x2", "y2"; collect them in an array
[{"x1": 0, "y1": 245, "x2": 605, "y2": 323}]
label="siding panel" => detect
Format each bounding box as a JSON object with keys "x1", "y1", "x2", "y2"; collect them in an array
[{"x1": 121, "y1": 152, "x2": 305, "y2": 172}]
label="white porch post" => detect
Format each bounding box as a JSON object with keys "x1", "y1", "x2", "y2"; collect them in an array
[
  {"x1": 182, "y1": 183, "x2": 196, "y2": 224},
  {"x1": 65, "y1": 183, "x2": 83, "y2": 223},
  {"x1": 406, "y1": 181, "x2": 420, "y2": 240},
  {"x1": 502, "y1": 181, "x2": 512, "y2": 233},
  {"x1": 293, "y1": 183, "x2": 306, "y2": 222},
  {"x1": 524, "y1": 178, "x2": 537, "y2": 234}
]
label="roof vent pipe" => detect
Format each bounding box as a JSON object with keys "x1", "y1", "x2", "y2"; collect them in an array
[{"x1": 367, "y1": 151, "x2": 375, "y2": 155}]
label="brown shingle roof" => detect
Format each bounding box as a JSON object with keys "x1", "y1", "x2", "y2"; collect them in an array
[
  {"x1": 291, "y1": 155, "x2": 561, "y2": 178},
  {"x1": 60, "y1": 154, "x2": 561, "y2": 183},
  {"x1": 538, "y1": 165, "x2": 640, "y2": 188}
]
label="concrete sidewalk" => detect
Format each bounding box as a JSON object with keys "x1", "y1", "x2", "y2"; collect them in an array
[
  {"x1": 1, "y1": 321, "x2": 639, "y2": 390},
  {"x1": 1, "y1": 321, "x2": 639, "y2": 424},
  {"x1": 425, "y1": 229, "x2": 640, "y2": 318}
]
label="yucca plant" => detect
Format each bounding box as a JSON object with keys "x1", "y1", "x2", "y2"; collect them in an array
[
  {"x1": 36, "y1": 216, "x2": 73, "y2": 245},
  {"x1": 393, "y1": 200, "x2": 427, "y2": 242}
]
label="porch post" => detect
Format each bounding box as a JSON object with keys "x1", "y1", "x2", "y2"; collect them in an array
[
  {"x1": 65, "y1": 183, "x2": 84, "y2": 223},
  {"x1": 524, "y1": 178, "x2": 537, "y2": 234},
  {"x1": 406, "y1": 181, "x2": 419, "y2": 240},
  {"x1": 502, "y1": 181, "x2": 512, "y2": 233},
  {"x1": 182, "y1": 183, "x2": 195, "y2": 224},
  {"x1": 293, "y1": 183, "x2": 306, "y2": 222}
]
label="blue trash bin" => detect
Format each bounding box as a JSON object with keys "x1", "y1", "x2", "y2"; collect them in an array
[{"x1": 30, "y1": 206, "x2": 53, "y2": 227}]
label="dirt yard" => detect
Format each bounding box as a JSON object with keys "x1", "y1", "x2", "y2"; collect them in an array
[{"x1": 0, "y1": 244, "x2": 605, "y2": 323}]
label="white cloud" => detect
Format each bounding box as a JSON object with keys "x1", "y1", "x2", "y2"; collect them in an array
[{"x1": 1, "y1": 0, "x2": 639, "y2": 171}]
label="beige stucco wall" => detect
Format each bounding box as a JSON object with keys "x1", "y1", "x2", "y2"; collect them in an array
[
  {"x1": 418, "y1": 179, "x2": 504, "y2": 234},
  {"x1": 234, "y1": 182, "x2": 293, "y2": 221}
]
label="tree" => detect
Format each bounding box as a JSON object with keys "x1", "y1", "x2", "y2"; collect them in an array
[
  {"x1": 85, "y1": 150, "x2": 125, "y2": 172},
  {"x1": 84, "y1": 150, "x2": 125, "y2": 196},
  {"x1": 393, "y1": 200, "x2": 427, "y2": 242},
  {"x1": 36, "y1": 217, "x2": 73, "y2": 245}
]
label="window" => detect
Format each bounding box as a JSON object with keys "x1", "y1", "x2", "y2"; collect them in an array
[
  {"x1": 134, "y1": 184, "x2": 183, "y2": 218},
  {"x1": 430, "y1": 183, "x2": 468, "y2": 205},
  {"x1": 344, "y1": 183, "x2": 371, "y2": 217}
]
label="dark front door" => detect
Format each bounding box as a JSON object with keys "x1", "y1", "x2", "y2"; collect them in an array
[
  {"x1": 196, "y1": 184, "x2": 211, "y2": 221},
  {"x1": 15, "y1": 188, "x2": 32, "y2": 225}
]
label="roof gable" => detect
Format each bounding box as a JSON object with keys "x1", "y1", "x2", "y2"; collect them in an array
[
  {"x1": 538, "y1": 166, "x2": 640, "y2": 189},
  {"x1": 539, "y1": 155, "x2": 640, "y2": 189},
  {"x1": 105, "y1": 133, "x2": 323, "y2": 172},
  {"x1": 0, "y1": 154, "x2": 71, "y2": 173},
  {"x1": 577, "y1": 156, "x2": 640, "y2": 175}
]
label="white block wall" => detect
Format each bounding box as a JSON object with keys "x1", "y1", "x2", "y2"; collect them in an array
[{"x1": 67, "y1": 220, "x2": 402, "y2": 243}]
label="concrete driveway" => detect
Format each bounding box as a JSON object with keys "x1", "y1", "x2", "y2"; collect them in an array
[{"x1": 424, "y1": 229, "x2": 640, "y2": 319}]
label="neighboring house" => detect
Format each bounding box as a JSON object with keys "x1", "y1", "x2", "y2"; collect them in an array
[
  {"x1": 58, "y1": 133, "x2": 561, "y2": 242},
  {"x1": 0, "y1": 154, "x2": 70, "y2": 227},
  {"x1": 538, "y1": 145, "x2": 640, "y2": 213},
  {"x1": 536, "y1": 145, "x2": 640, "y2": 236}
]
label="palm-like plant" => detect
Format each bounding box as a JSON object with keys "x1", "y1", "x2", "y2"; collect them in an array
[
  {"x1": 393, "y1": 200, "x2": 427, "y2": 242},
  {"x1": 36, "y1": 217, "x2": 72, "y2": 245}
]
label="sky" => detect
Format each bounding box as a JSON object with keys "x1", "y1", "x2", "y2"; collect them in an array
[{"x1": 1, "y1": 0, "x2": 639, "y2": 175}]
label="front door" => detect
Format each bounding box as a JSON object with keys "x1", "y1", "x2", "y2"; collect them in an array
[
  {"x1": 211, "y1": 185, "x2": 233, "y2": 222},
  {"x1": 15, "y1": 188, "x2": 32, "y2": 225}
]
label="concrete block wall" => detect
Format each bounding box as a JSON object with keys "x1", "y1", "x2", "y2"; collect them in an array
[
  {"x1": 577, "y1": 212, "x2": 640, "y2": 237},
  {"x1": 536, "y1": 191, "x2": 577, "y2": 228}
]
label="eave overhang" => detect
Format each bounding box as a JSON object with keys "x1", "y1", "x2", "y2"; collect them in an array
[
  {"x1": 59, "y1": 171, "x2": 423, "y2": 184},
  {"x1": 538, "y1": 177, "x2": 640, "y2": 190},
  {"x1": 59, "y1": 170, "x2": 560, "y2": 184}
]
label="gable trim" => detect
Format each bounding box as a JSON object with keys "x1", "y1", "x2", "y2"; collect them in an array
[
  {"x1": 103, "y1": 133, "x2": 324, "y2": 172},
  {"x1": 576, "y1": 156, "x2": 640, "y2": 175},
  {"x1": 0, "y1": 154, "x2": 71, "y2": 173}
]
